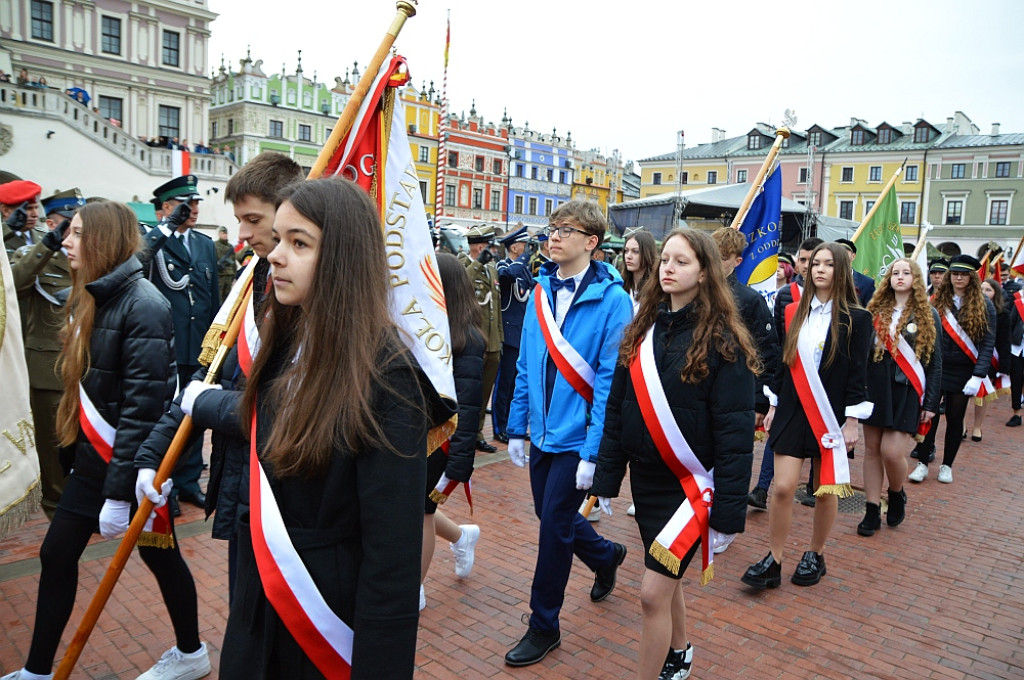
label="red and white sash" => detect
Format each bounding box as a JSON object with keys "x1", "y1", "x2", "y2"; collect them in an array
[
  {"x1": 78, "y1": 385, "x2": 174, "y2": 546},
  {"x1": 630, "y1": 326, "x2": 715, "y2": 585},
  {"x1": 428, "y1": 440, "x2": 473, "y2": 511},
  {"x1": 534, "y1": 284, "x2": 595, "y2": 403},
  {"x1": 238, "y1": 291, "x2": 260, "y2": 378},
  {"x1": 941, "y1": 309, "x2": 995, "y2": 398},
  {"x1": 790, "y1": 281, "x2": 802, "y2": 304},
  {"x1": 249, "y1": 414, "x2": 354, "y2": 678},
  {"x1": 1014, "y1": 291, "x2": 1024, "y2": 325},
  {"x1": 784, "y1": 303, "x2": 853, "y2": 497},
  {"x1": 879, "y1": 320, "x2": 931, "y2": 438}
]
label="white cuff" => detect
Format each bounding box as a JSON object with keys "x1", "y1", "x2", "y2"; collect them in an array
[
  {"x1": 763, "y1": 385, "x2": 778, "y2": 407},
  {"x1": 157, "y1": 223, "x2": 173, "y2": 238},
  {"x1": 845, "y1": 401, "x2": 874, "y2": 419},
  {"x1": 1012, "y1": 343, "x2": 1023, "y2": 357}
]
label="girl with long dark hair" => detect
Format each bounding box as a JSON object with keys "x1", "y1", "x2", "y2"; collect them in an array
[
  {"x1": 593, "y1": 228, "x2": 758, "y2": 680},
  {"x1": 622, "y1": 229, "x2": 659, "y2": 308}
]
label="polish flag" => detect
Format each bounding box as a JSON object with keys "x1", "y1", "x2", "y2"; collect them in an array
[{"x1": 171, "y1": 150, "x2": 190, "y2": 176}]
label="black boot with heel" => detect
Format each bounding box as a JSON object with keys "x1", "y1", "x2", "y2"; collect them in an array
[{"x1": 857, "y1": 502, "x2": 881, "y2": 536}]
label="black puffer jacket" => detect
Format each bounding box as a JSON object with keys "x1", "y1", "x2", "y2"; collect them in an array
[
  {"x1": 72, "y1": 256, "x2": 176, "y2": 502},
  {"x1": 445, "y1": 330, "x2": 485, "y2": 482},
  {"x1": 728, "y1": 273, "x2": 778, "y2": 415},
  {"x1": 592, "y1": 305, "x2": 755, "y2": 535}
]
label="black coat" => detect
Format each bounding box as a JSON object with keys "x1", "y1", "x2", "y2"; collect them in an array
[
  {"x1": 220, "y1": 345, "x2": 452, "y2": 680},
  {"x1": 446, "y1": 331, "x2": 485, "y2": 482},
  {"x1": 72, "y1": 257, "x2": 176, "y2": 502},
  {"x1": 992, "y1": 308, "x2": 1011, "y2": 378},
  {"x1": 592, "y1": 305, "x2": 755, "y2": 535},
  {"x1": 865, "y1": 307, "x2": 943, "y2": 418},
  {"x1": 727, "y1": 273, "x2": 778, "y2": 415},
  {"x1": 937, "y1": 297, "x2": 996, "y2": 392}
]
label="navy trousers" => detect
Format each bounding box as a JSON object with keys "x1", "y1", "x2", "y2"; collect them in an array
[
  {"x1": 528, "y1": 445, "x2": 616, "y2": 632},
  {"x1": 492, "y1": 343, "x2": 520, "y2": 437}
]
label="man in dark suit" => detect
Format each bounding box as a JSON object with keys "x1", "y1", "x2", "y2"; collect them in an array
[
  {"x1": 836, "y1": 238, "x2": 876, "y2": 307},
  {"x1": 493, "y1": 224, "x2": 534, "y2": 443},
  {"x1": 144, "y1": 175, "x2": 219, "y2": 511}
]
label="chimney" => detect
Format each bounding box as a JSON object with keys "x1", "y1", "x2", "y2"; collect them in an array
[
  {"x1": 711, "y1": 127, "x2": 722, "y2": 142},
  {"x1": 946, "y1": 117, "x2": 954, "y2": 134},
  {"x1": 991, "y1": 123, "x2": 1001, "y2": 137}
]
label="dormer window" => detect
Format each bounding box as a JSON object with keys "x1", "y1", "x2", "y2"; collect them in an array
[
  {"x1": 851, "y1": 129, "x2": 865, "y2": 146},
  {"x1": 747, "y1": 134, "x2": 763, "y2": 150},
  {"x1": 877, "y1": 128, "x2": 891, "y2": 144},
  {"x1": 914, "y1": 126, "x2": 930, "y2": 143},
  {"x1": 808, "y1": 131, "x2": 822, "y2": 147}
]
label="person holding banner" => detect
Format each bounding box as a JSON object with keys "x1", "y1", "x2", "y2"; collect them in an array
[
  {"x1": 909, "y1": 255, "x2": 995, "y2": 485},
  {"x1": 2, "y1": 201, "x2": 210, "y2": 680},
  {"x1": 966, "y1": 278, "x2": 1011, "y2": 441},
  {"x1": 858, "y1": 259, "x2": 941, "y2": 536},
  {"x1": 220, "y1": 179, "x2": 451, "y2": 680},
  {"x1": 593, "y1": 228, "x2": 758, "y2": 680},
  {"x1": 742, "y1": 242, "x2": 873, "y2": 590}
]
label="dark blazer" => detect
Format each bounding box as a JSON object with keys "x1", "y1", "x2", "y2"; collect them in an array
[
  {"x1": 592, "y1": 305, "x2": 755, "y2": 535},
  {"x1": 937, "y1": 297, "x2": 996, "y2": 391},
  {"x1": 867, "y1": 307, "x2": 943, "y2": 414},
  {"x1": 727, "y1": 273, "x2": 778, "y2": 415},
  {"x1": 992, "y1": 308, "x2": 1011, "y2": 378},
  {"x1": 852, "y1": 269, "x2": 876, "y2": 308}
]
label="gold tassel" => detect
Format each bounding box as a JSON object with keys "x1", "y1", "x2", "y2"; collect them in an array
[
  {"x1": 138, "y1": 531, "x2": 177, "y2": 549},
  {"x1": 648, "y1": 541, "x2": 681, "y2": 576},
  {"x1": 753, "y1": 430, "x2": 766, "y2": 443},
  {"x1": 427, "y1": 489, "x2": 449, "y2": 505},
  {"x1": 198, "y1": 323, "x2": 227, "y2": 367},
  {"x1": 814, "y1": 483, "x2": 853, "y2": 498},
  {"x1": 913, "y1": 433, "x2": 925, "y2": 443},
  {"x1": 426, "y1": 415, "x2": 458, "y2": 453},
  {"x1": 700, "y1": 563, "x2": 714, "y2": 587}
]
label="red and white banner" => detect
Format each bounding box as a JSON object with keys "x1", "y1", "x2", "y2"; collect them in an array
[
  {"x1": 785, "y1": 304, "x2": 853, "y2": 496},
  {"x1": 249, "y1": 415, "x2": 353, "y2": 679},
  {"x1": 534, "y1": 284, "x2": 595, "y2": 403},
  {"x1": 171, "y1": 149, "x2": 190, "y2": 177},
  {"x1": 1011, "y1": 248, "x2": 1024, "y2": 276},
  {"x1": 630, "y1": 326, "x2": 714, "y2": 585}
]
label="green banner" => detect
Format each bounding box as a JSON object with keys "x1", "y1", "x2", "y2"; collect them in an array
[{"x1": 853, "y1": 186, "x2": 903, "y2": 281}]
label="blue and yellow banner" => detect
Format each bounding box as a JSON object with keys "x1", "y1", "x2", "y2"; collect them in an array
[{"x1": 735, "y1": 167, "x2": 782, "y2": 303}]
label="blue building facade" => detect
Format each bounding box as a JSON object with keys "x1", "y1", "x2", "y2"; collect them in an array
[{"x1": 507, "y1": 125, "x2": 574, "y2": 228}]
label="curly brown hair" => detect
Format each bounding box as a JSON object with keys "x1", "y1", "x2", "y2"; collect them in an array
[
  {"x1": 618, "y1": 228, "x2": 760, "y2": 383},
  {"x1": 933, "y1": 269, "x2": 989, "y2": 340},
  {"x1": 867, "y1": 258, "x2": 936, "y2": 364}
]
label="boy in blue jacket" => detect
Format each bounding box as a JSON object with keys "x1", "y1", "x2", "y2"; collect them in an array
[{"x1": 504, "y1": 201, "x2": 632, "y2": 667}]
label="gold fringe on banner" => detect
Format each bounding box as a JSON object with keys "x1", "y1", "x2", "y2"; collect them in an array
[
  {"x1": 428, "y1": 489, "x2": 449, "y2": 505},
  {"x1": 815, "y1": 483, "x2": 854, "y2": 498},
  {"x1": 700, "y1": 563, "x2": 714, "y2": 587},
  {"x1": 0, "y1": 484, "x2": 41, "y2": 541},
  {"x1": 198, "y1": 324, "x2": 226, "y2": 366},
  {"x1": 137, "y1": 531, "x2": 176, "y2": 550},
  {"x1": 648, "y1": 541, "x2": 682, "y2": 577},
  {"x1": 426, "y1": 416, "x2": 457, "y2": 454}
]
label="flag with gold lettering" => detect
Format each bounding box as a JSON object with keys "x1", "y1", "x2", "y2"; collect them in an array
[{"x1": 853, "y1": 182, "x2": 903, "y2": 282}]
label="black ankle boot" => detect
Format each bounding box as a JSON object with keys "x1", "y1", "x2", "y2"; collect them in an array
[
  {"x1": 886, "y1": 488, "x2": 907, "y2": 526},
  {"x1": 857, "y1": 502, "x2": 881, "y2": 536}
]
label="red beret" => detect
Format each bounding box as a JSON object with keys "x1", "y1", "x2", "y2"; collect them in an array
[{"x1": 0, "y1": 180, "x2": 42, "y2": 206}]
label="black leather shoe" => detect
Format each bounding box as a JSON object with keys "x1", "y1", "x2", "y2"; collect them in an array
[
  {"x1": 476, "y1": 440, "x2": 497, "y2": 453},
  {"x1": 791, "y1": 551, "x2": 826, "y2": 586},
  {"x1": 741, "y1": 552, "x2": 782, "y2": 590},
  {"x1": 886, "y1": 488, "x2": 907, "y2": 527},
  {"x1": 857, "y1": 503, "x2": 881, "y2": 536},
  {"x1": 180, "y1": 491, "x2": 206, "y2": 508},
  {"x1": 504, "y1": 627, "x2": 561, "y2": 667},
  {"x1": 495, "y1": 433, "x2": 509, "y2": 444},
  {"x1": 170, "y1": 497, "x2": 181, "y2": 518},
  {"x1": 1006, "y1": 415, "x2": 1022, "y2": 427},
  {"x1": 747, "y1": 487, "x2": 768, "y2": 510},
  {"x1": 590, "y1": 543, "x2": 626, "y2": 602}
]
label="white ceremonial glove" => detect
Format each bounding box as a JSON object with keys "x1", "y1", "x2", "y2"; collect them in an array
[
  {"x1": 135, "y1": 468, "x2": 173, "y2": 509},
  {"x1": 963, "y1": 375, "x2": 984, "y2": 396},
  {"x1": 508, "y1": 438, "x2": 526, "y2": 467},
  {"x1": 598, "y1": 497, "x2": 613, "y2": 516},
  {"x1": 180, "y1": 380, "x2": 222, "y2": 417},
  {"x1": 575, "y1": 460, "x2": 596, "y2": 490},
  {"x1": 98, "y1": 499, "x2": 131, "y2": 539}
]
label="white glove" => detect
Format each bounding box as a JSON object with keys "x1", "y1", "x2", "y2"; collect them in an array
[
  {"x1": 963, "y1": 375, "x2": 983, "y2": 396},
  {"x1": 98, "y1": 499, "x2": 131, "y2": 539},
  {"x1": 135, "y1": 468, "x2": 173, "y2": 509},
  {"x1": 575, "y1": 460, "x2": 596, "y2": 490},
  {"x1": 508, "y1": 438, "x2": 526, "y2": 467},
  {"x1": 181, "y1": 380, "x2": 221, "y2": 417},
  {"x1": 598, "y1": 497, "x2": 613, "y2": 516}
]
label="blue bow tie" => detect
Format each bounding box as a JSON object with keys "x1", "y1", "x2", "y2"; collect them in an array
[{"x1": 550, "y1": 276, "x2": 576, "y2": 294}]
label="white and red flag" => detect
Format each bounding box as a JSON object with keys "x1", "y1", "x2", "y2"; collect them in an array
[{"x1": 171, "y1": 149, "x2": 190, "y2": 177}]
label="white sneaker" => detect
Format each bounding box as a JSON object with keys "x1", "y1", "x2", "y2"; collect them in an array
[
  {"x1": 712, "y1": 532, "x2": 736, "y2": 554},
  {"x1": 627, "y1": 503, "x2": 636, "y2": 516},
  {"x1": 419, "y1": 584, "x2": 426, "y2": 611},
  {"x1": 937, "y1": 465, "x2": 953, "y2": 483},
  {"x1": 1, "y1": 670, "x2": 53, "y2": 680},
  {"x1": 136, "y1": 642, "x2": 211, "y2": 680},
  {"x1": 450, "y1": 524, "x2": 480, "y2": 579},
  {"x1": 908, "y1": 462, "x2": 928, "y2": 483}
]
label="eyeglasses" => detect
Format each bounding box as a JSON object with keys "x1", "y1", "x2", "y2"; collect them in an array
[{"x1": 544, "y1": 224, "x2": 591, "y2": 239}]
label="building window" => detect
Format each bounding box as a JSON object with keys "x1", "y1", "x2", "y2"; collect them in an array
[
  {"x1": 30, "y1": 1, "x2": 53, "y2": 41},
  {"x1": 472, "y1": 188, "x2": 483, "y2": 209},
  {"x1": 514, "y1": 195, "x2": 523, "y2": 214},
  {"x1": 531, "y1": 166, "x2": 538, "y2": 180},
  {"x1": 990, "y1": 200, "x2": 1008, "y2": 225},
  {"x1": 158, "y1": 105, "x2": 180, "y2": 138},
  {"x1": 914, "y1": 126, "x2": 929, "y2": 143},
  {"x1": 491, "y1": 190, "x2": 501, "y2": 211},
  {"x1": 475, "y1": 156, "x2": 484, "y2": 172},
  {"x1": 228, "y1": 118, "x2": 235, "y2": 135},
  {"x1": 839, "y1": 201, "x2": 854, "y2": 220},
  {"x1": 448, "y1": 151, "x2": 458, "y2": 168},
  {"x1": 162, "y1": 30, "x2": 180, "y2": 67},
  {"x1": 869, "y1": 166, "x2": 882, "y2": 182},
  {"x1": 951, "y1": 163, "x2": 965, "y2": 179},
  {"x1": 652, "y1": 172, "x2": 662, "y2": 185},
  {"x1": 444, "y1": 185, "x2": 455, "y2": 207},
  {"x1": 798, "y1": 168, "x2": 808, "y2": 184},
  {"x1": 905, "y1": 165, "x2": 919, "y2": 182},
  {"x1": 98, "y1": 96, "x2": 122, "y2": 124},
  {"x1": 748, "y1": 134, "x2": 762, "y2": 150},
  {"x1": 269, "y1": 120, "x2": 283, "y2": 138},
  {"x1": 528, "y1": 197, "x2": 537, "y2": 215},
  {"x1": 808, "y1": 131, "x2": 822, "y2": 147},
  {"x1": 210, "y1": 121, "x2": 219, "y2": 139},
  {"x1": 707, "y1": 171, "x2": 717, "y2": 185},
  {"x1": 101, "y1": 17, "x2": 121, "y2": 55},
  {"x1": 851, "y1": 129, "x2": 865, "y2": 146},
  {"x1": 996, "y1": 162, "x2": 1011, "y2": 178},
  {"x1": 945, "y1": 200, "x2": 963, "y2": 225},
  {"x1": 737, "y1": 169, "x2": 748, "y2": 183},
  {"x1": 559, "y1": 170, "x2": 567, "y2": 183},
  {"x1": 493, "y1": 159, "x2": 502, "y2": 175},
  {"x1": 679, "y1": 172, "x2": 687, "y2": 184},
  {"x1": 516, "y1": 164, "x2": 524, "y2": 177},
  {"x1": 864, "y1": 200, "x2": 875, "y2": 216},
  {"x1": 545, "y1": 199, "x2": 553, "y2": 216},
  {"x1": 419, "y1": 146, "x2": 429, "y2": 163},
  {"x1": 298, "y1": 124, "x2": 311, "y2": 142},
  {"x1": 419, "y1": 181, "x2": 428, "y2": 204},
  {"x1": 840, "y1": 167, "x2": 853, "y2": 183},
  {"x1": 900, "y1": 201, "x2": 917, "y2": 224},
  {"x1": 877, "y1": 128, "x2": 891, "y2": 144},
  {"x1": 547, "y1": 168, "x2": 554, "y2": 181}
]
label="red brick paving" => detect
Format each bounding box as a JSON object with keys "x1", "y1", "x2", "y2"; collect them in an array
[{"x1": 1, "y1": 416, "x2": 1022, "y2": 679}]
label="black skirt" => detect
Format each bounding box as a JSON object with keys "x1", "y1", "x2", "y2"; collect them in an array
[
  {"x1": 767, "y1": 408, "x2": 826, "y2": 460},
  {"x1": 629, "y1": 458, "x2": 701, "y2": 580},
  {"x1": 863, "y1": 359, "x2": 921, "y2": 434},
  {"x1": 423, "y1": 447, "x2": 446, "y2": 514}
]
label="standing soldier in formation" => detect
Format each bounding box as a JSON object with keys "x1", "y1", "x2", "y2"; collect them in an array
[
  {"x1": 143, "y1": 175, "x2": 219, "y2": 513},
  {"x1": 460, "y1": 225, "x2": 503, "y2": 453},
  {"x1": 214, "y1": 225, "x2": 237, "y2": 302},
  {"x1": 493, "y1": 224, "x2": 534, "y2": 444}
]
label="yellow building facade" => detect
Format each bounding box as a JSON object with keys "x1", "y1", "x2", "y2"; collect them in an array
[{"x1": 401, "y1": 86, "x2": 440, "y2": 219}]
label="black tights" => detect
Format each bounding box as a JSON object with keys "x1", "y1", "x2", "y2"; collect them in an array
[
  {"x1": 920, "y1": 390, "x2": 971, "y2": 469},
  {"x1": 25, "y1": 508, "x2": 200, "y2": 674}
]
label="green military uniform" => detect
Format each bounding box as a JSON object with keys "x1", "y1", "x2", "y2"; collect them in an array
[
  {"x1": 214, "y1": 230, "x2": 237, "y2": 302},
  {"x1": 460, "y1": 226, "x2": 503, "y2": 448},
  {"x1": 529, "y1": 245, "x2": 551, "y2": 278}
]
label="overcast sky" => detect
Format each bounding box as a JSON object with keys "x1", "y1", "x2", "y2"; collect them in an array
[{"x1": 207, "y1": 0, "x2": 1024, "y2": 164}]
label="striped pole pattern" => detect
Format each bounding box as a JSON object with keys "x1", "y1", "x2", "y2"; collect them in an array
[{"x1": 434, "y1": 13, "x2": 450, "y2": 219}]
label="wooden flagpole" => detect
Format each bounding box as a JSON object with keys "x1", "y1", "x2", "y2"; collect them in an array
[
  {"x1": 850, "y1": 159, "x2": 906, "y2": 242},
  {"x1": 54, "y1": 286, "x2": 252, "y2": 680},
  {"x1": 307, "y1": 1, "x2": 418, "y2": 180},
  {"x1": 1009, "y1": 233, "x2": 1024, "y2": 273},
  {"x1": 909, "y1": 224, "x2": 932, "y2": 261},
  {"x1": 729, "y1": 127, "x2": 790, "y2": 231}
]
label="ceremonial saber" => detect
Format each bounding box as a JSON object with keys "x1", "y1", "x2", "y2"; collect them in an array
[
  {"x1": 729, "y1": 128, "x2": 790, "y2": 231},
  {"x1": 54, "y1": 287, "x2": 253, "y2": 680}
]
